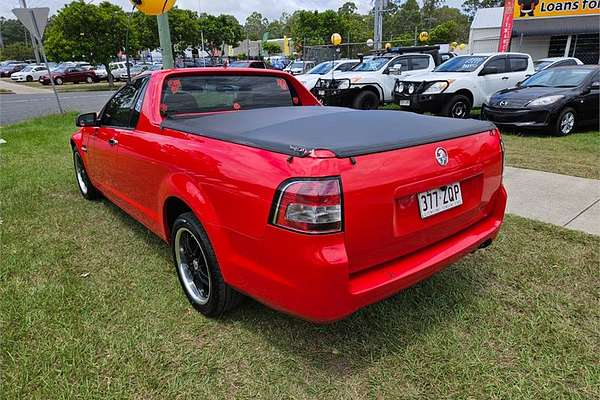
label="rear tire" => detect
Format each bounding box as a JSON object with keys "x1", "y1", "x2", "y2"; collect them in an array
[
  {"x1": 55, "y1": 77, "x2": 63, "y2": 85},
  {"x1": 443, "y1": 94, "x2": 471, "y2": 119},
  {"x1": 171, "y1": 212, "x2": 243, "y2": 318},
  {"x1": 85, "y1": 76, "x2": 94, "y2": 84},
  {"x1": 73, "y1": 148, "x2": 101, "y2": 200},
  {"x1": 352, "y1": 90, "x2": 380, "y2": 110},
  {"x1": 26, "y1": 75, "x2": 33, "y2": 82},
  {"x1": 554, "y1": 107, "x2": 576, "y2": 136}
]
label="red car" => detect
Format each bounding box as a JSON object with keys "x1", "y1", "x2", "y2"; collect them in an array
[
  {"x1": 40, "y1": 66, "x2": 97, "y2": 85},
  {"x1": 71, "y1": 68, "x2": 507, "y2": 322}
]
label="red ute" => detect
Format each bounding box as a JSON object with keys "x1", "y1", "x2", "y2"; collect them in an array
[{"x1": 71, "y1": 68, "x2": 507, "y2": 322}]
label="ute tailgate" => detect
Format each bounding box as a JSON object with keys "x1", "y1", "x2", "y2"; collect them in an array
[{"x1": 341, "y1": 129, "x2": 503, "y2": 274}]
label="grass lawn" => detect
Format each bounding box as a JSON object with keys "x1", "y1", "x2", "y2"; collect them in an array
[
  {"x1": 1, "y1": 114, "x2": 599, "y2": 399},
  {"x1": 0, "y1": 88, "x2": 14, "y2": 94},
  {"x1": 17, "y1": 81, "x2": 124, "y2": 92}
]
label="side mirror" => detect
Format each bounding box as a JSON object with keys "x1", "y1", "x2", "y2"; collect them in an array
[
  {"x1": 591, "y1": 82, "x2": 600, "y2": 91},
  {"x1": 388, "y1": 65, "x2": 402, "y2": 75},
  {"x1": 516, "y1": 80, "x2": 523, "y2": 87},
  {"x1": 76, "y1": 112, "x2": 98, "y2": 127},
  {"x1": 480, "y1": 66, "x2": 498, "y2": 76}
]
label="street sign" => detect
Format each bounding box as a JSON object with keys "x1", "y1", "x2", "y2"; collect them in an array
[{"x1": 12, "y1": 7, "x2": 48, "y2": 41}]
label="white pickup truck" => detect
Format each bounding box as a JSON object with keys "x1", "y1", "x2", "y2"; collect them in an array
[
  {"x1": 312, "y1": 53, "x2": 436, "y2": 109},
  {"x1": 394, "y1": 53, "x2": 535, "y2": 118}
]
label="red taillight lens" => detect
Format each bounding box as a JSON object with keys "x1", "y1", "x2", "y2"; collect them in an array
[{"x1": 271, "y1": 178, "x2": 343, "y2": 234}]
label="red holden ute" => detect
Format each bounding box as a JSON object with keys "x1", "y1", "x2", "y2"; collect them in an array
[{"x1": 71, "y1": 67, "x2": 507, "y2": 322}]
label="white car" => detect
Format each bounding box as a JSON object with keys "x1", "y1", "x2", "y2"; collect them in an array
[
  {"x1": 394, "y1": 52, "x2": 535, "y2": 118},
  {"x1": 10, "y1": 65, "x2": 48, "y2": 82},
  {"x1": 534, "y1": 57, "x2": 583, "y2": 72},
  {"x1": 90, "y1": 65, "x2": 108, "y2": 80},
  {"x1": 109, "y1": 61, "x2": 133, "y2": 80},
  {"x1": 284, "y1": 60, "x2": 316, "y2": 75},
  {"x1": 312, "y1": 53, "x2": 435, "y2": 109},
  {"x1": 297, "y1": 59, "x2": 360, "y2": 90}
]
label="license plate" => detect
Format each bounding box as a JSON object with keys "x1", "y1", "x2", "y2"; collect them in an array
[
  {"x1": 399, "y1": 100, "x2": 410, "y2": 106},
  {"x1": 418, "y1": 182, "x2": 463, "y2": 218},
  {"x1": 318, "y1": 90, "x2": 325, "y2": 96}
]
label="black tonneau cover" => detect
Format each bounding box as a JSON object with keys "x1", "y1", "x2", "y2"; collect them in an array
[{"x1": 162, "y1": 106, "x2": 495, "y2": 158}]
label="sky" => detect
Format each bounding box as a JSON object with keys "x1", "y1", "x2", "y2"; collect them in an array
[{"x1": 1, "y1": 0, "x2": 465, "y2": 22}]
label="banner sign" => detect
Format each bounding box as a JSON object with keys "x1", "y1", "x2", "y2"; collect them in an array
[
  {"x1": 514, "y1": 0, "x2": 600, "y2": 18},
  {"x1": 498, "y1": 0, "x2": 515, "y2": 52}
]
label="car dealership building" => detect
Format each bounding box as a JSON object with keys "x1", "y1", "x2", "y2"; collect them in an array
[{"x1": 469, "y1": 0, "x2": 599, "y2": 64}]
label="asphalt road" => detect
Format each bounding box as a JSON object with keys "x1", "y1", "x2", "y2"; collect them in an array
[{"x1": 0, "y1": 91, "x2": 113, "y2": 126}]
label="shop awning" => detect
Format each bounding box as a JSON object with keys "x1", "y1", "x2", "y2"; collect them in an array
[{"x1": 513, "y1": 15, "x2": 600, "y2": 36}]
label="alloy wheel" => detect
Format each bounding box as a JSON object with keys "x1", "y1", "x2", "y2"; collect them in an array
[
  {"x1": 74, "y1": 151, "x2": 88, "y2": 195},
  {"x1": 175, "y1": 227, "x2": 212, "y2": 305},
  {"x1": 452, "y1": 102, "x2": 467, "y2": 118},
  {"x1": 560, "y1": 112, "x2": 575, "y2": 135}
]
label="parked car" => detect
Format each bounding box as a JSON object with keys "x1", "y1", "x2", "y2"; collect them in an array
[
  {"x1": 39, "y1": 66, "x2": 98, "y2": 85},
  {"x1": 394, "y1": 53, "x2": 534, "y2": 118},
  {"x1": 89, "y1": 65, "x2": 108, "y2": 80},
  {"x1": 229, "y1": 60, "x2": 267, "y2": 69},
  {"x1": 482, "y1": 65, "x2": 599, "y2": 135},
  {"x1": 10, "y1": 65, "x2": 48, "y2": 82},
  {"x1": 534, "y1": 57, "x2": 583, "y2": 72},
  {"x1": 313, "y1": 53, "x2": 435, "y2": 109},
  {"x1": 119, "y1": 64, "x2": 151, "y2": 80},
  {"x1": 284, "y1": 60, "x2": 316, "y2": 75},
  {"x1": 109, "y1": 61, "x2": 133, "y2": 80},
  {"x1": 297, "y1": 59, "x2": 360, "y2": 91},
  {"x1": 0, "y1": 63, "x2": 27, "y2": 77},
  {"x1": 70, "y1": 67, "x2": 507, "y2": 322}
]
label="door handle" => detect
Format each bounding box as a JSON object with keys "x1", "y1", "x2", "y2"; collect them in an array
[
  {"x1": 108, "y1": 138, "x2": 119, "y2": 146},
  {"x1": 501, "y1": 77, "x2": 509, "y2": 80}
]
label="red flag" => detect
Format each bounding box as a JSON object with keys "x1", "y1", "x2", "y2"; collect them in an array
[{"x1": 498, "y1": 0, "x2": 515, "y2": 52}]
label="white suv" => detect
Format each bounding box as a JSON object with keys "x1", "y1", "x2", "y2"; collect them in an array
[
  {"x1": 313, "y1": 53, "x2": 435, "y2": 109},
  {"x1": 394, "y1": 53, "x2": 534, "y2": 118}
]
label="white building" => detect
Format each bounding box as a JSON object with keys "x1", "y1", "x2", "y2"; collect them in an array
[{"x1": 469, "y1": 2, "x2": 599, "y2": 64}]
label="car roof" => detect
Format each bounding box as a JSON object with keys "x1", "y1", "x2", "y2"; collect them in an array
[
  {"x1": 550, "y1": 65, "x2": 599, "y2": 71},
  {"x1": 467, "y1": 52, "x2": 529, "y2": 57},
  {"x1": 536, "y1": 57, "x2": 579, "y2": 62}
]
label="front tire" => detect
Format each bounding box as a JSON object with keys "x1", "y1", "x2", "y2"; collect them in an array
[
  {"x1": 172, "y1": 212, "x2": 243, "y2": 317},
  {"x1": 55, "y1": 77, "x2": 63, "y2": 85},
  {"x1": 554, "y1": 107, "x2": 576, "y2": 136},
  {"x1": 73, "y1": 148, "x2": 101, "y2": 200},
  {"x1": 26, "y1": 75, "x2": 33, "y2": 82},
  {"x1": 443, "y1": 94, "x2": 471, "y2": 119},
  {"x1": 85, "y1": 76, "x2": 94, "y2": 84},
  {"x1": 352, "y1": 90, "x2": 380, "y2": 110}
]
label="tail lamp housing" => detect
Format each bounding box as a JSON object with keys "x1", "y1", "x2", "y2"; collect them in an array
[{"x1": 270, "y1": 177, "x2": 343, "y2": 234}]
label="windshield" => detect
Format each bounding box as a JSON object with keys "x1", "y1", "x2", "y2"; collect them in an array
[
  {"x1": 308, "y1": 61, "x2": 335, "y2": 75},
  {"x1": 161, "y1": 75, "x2": 296, "y2": 116},
  {"x1": 289, "y1": 62, "x2": 304, "y2": 69},
  {"x1": 21, "y1": 66, "x2": 34, "y2": 72},
  {"x1": 434, "y1": 56, "x2": 488, "y2": 72},
  {"x1": 533, "y1": 61, "x2": 553, "y2": 71},
  {"x1": 352, "y1": 57, "x2": 389, "y2": 72},
  {"x1": 522, "y1": 68, "x2": 592, "y2": 88}
]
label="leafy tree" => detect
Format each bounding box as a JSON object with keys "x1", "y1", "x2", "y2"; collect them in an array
[
  {"x1": 0, "y1": 19, "x2": 29, "y2": 47},
  {"x1": 262, "y1": 42, "x2": 281, "y2": 55},
  {"x1": 433, "y1": 6, "x2": 470, "y2": 42},
  {"x1": 133, "y1": 8, "x2": 200, "y2": 56},
  {"x1": 197, "y1": 14, "x2": 243, "y2": 52},
  {"x1": 244, "y1": 12, "x2": 268, "y2": 40},
  {"x1": 0, "y1": 42, "x2": 34, "y2": 60},
  {"x1": 429, "y1": 20, "x2": 462, "y2": 44},
  {"x1": 338, "y1": 1, "x2": 371, "y2": 43},
  {"x1": 44, "y1": 1, "x2": 134, "y2": 85},
  {"x1": 462, "y1": 0, "x2": 505, "y2": 18}
]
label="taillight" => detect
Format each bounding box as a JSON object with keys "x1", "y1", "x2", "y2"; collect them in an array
[{"x1": 271, "y1": 178, "x2": 343, "y2": 234}]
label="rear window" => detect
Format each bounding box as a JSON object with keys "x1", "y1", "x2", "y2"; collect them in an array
[{"x1": 161, "y1": 75, "x2": 297, "y2": 115}]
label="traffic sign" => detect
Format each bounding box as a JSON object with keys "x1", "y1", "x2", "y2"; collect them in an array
[{"x1": 12, "y1": 7, "x2": 48, "y2": 41}]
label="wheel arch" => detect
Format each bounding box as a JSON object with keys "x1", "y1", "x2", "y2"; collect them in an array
[
  {"x1": 359, "y1": 85, "x2": 384, "y2": 103},
  {"x1": 454, "y1": 89, "x2": 474, "y2": 105}
]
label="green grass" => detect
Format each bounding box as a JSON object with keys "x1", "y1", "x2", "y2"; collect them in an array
[
  {"x1": 17, "y1": 81, "x2": 124, "y2": 92},
  {"x1": 1, "y1": 114, "x2": 599, "y2": 399},
  {"x1": 0, "y1": 88, "x2": 13, "y2": 94},
  {"x1": 502, "y1": 130, "x2": 600, "y2": 179}
]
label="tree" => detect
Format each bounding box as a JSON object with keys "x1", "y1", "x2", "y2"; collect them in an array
[
  {"x1": 244, "y1": 12, "x2": 268, "y2": 40},
  {"x1": 44, "y1": 1, "x2": 134, "y2": 85},
  {"x1": 262, "y1": 42, "x2": 281, "y2": 55},
  {"x1": 197, "y1": 14, "x2": 243, "y2": 52},
  {"x1": 0, "y1": 42, "x2": 34, "y2": 60},
  {"x1": 462, "y1": 0, "x2": 504, "y2": 18},
  {"x1": 429, "y1": 20, "x2": 462, "y2": 44},
  {"x1": 0, "y1": 19, "x2": 29, "y2": 47}
]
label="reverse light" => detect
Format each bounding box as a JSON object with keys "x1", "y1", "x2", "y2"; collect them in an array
[
  {"x1": 527, "y1": 95, "x2": 564, "y2": 107},
  {"x1": 271, "y1": 178, "x2": 343, "y2": 234},
  {"x1": 423, "y1": 81, "x2": 450, "y2": 94}
]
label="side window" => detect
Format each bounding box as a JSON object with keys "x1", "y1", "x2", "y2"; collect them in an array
[
  {"x1": 388, "y1": 58, "x2": 408, "y2": 71},
  {"x1": 410, "y1": 56, "x2": 430, "y2": 71},
  {"x1": 484, "y1": 57, "x2": 507, "y2": 74},
  {"x1": 509, "y1": 57, "x2": 528, "y2": 72},
  {"x1": 337, "y1": 62, "x2": 358, "y2": 72},
  {"x1": 101, "y1": 78, "x2": 147, "y2": 128},
  {"x1": 557, "y1": 59, "x2": 577, "y2": 67}
]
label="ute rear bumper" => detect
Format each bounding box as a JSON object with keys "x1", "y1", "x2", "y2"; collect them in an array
[{"x1": 225, "y1": 184, "x2": 507, "y2": 323}]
